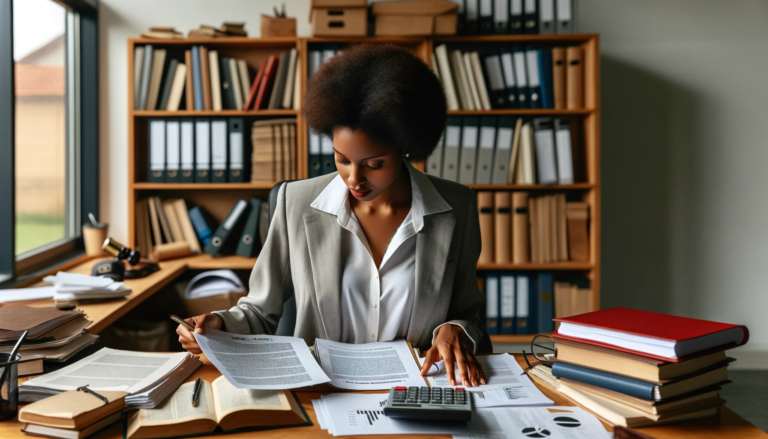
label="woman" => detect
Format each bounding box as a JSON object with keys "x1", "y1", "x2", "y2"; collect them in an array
[{"x1": 177, "y1": 44, "x2": 486, "y2": 387}]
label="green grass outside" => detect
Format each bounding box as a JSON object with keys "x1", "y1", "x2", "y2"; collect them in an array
[{"x1": 15, "y1": 213, "x2": 65, "y2": 255}]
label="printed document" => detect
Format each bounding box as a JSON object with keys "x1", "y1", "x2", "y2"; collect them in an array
[
  {"x1": 423, "y1": 354, "x2": 553, "y2": 407},
  {"x1": 453, "y1": 406, "x2": 611, "y2": 439},
  {"x1": 194, "y1": 328, "x2": 330, "y2": 389},
  {"x1": 315, "y1": 339, "x2": 427, "y2": 390}
]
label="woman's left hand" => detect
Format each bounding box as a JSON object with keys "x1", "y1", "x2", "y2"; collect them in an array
[{"x1": 420, "y1": 324, "x2": 485, "y2": 387}]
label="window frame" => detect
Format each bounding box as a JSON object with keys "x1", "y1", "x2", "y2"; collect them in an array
[{"x1": 0, "y1": 0, "x2": 98, "y2": 283}]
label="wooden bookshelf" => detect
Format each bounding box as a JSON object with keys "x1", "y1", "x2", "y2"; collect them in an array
[{"x1": 126, "y1": 34, "x2": 600, "y2": 347}]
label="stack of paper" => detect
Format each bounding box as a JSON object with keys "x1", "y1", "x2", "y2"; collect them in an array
[
  {"x1": 43, "y1": 272, "x2": 132, "y2": 302},
  {"x1": 20, "y1": 348, "x2": 202, "y2": 408}
]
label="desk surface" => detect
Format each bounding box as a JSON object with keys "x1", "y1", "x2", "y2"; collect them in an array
[
  {"x1": 0, "y1": 255, "x2": 256, "y2": 334},
  {"x1": 1, "y1": 355, "x2": 765, "y2": 439}
]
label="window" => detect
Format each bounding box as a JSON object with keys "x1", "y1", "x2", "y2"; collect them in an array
[{"x1": 0, "y1": 0, "x2": 98, "y2": 282}]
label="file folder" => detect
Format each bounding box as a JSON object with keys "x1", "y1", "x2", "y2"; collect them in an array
[
  {"x1": 515, "y1": 273, "x2": 533, "y2": 334},
  {"x1": 148, "y1": 119, "x2": 165, "y2": 183},
  {"x1": 195, "y1": 119, "x2": 211, "y2": 182},
  {"x1": 426, "y1": 131, "x2": 445, "y2": 177},
  {"x1": 211, "y1": 119, "x2": 228, "y2": 183},
  {"x1": 525, "y1": 45, "x2": 542, "y2": 108},
  {"x1": 538, "y1": 49, "x2": 554, "y2": 109},
  {"x1": 537, "y1": 272, "x2": 555, "y2": 333},
  {"x1": 321, "y1": 135, "x2": 335, "y2": 175},
  {"x1": 228, "y1": 118, "x2": 245, "y2": 182},
  {"x1": 554, "y1": 118, "x2": 574, "y2": 184},
  {"x1": 481, "y1": 48, "x2": 507, "y2": 109},
  {"x1": 499, "y1": 47, "x2": 518, "y2": 108},
  {"x1": 165, "y1": 120, "x2": 180, "y2": 183},
  {"x1": 180, "y1": 119, "x2": 195, "y2": 183},
  {"x1": 205, "y1": 198, "x2": 250, "y2": 257},
  {"x1": 189, "y1": 206, "x2": 213, "y2": 246},
  {"x1": 500, "y1": 273, "x2": 515, "y2": 335},
  {"x1": 493, "y1": 0, "x2": 508, "y2": 34},
  {"x1": 509, "y1": 0, "x2": 523, "y2": 34},
  {"x1": 491, "y1": 116, "x2": 515, "y2": 185},
  {"x1": 235, "y1": 198, "x2": 263, "y2": 257},
  {"x1": 479, "y1": 0, "x2": 493, "y2": 34},
  {"x1": 441, "y1": 116, "x2": 462, "y2": 182},
  {"x1": 533, "y1": 118, "x2": 558, "y2": 184},
  {"x1": 475, "y1": 116, "x2": 497, "y2": 184},
  {"x1": 458, "y1": 116, "x2": 479, "y2": 184},
  {"x1": 523, "y1": 0, "x2": 539, "y2": 34},
  {"x1": 485, "y1": 273, "x2": 500, "y2": 335},
  {"x1": 539, "y1": 0, "x2": 555, "y2": 34},
  {"x1": 512, "y1": 45, "x2": 529, "y2": 108}
]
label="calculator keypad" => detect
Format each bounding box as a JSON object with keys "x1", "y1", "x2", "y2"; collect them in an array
[{"x1": 385, "y1": 386, "x2": 472, "y2": 422}]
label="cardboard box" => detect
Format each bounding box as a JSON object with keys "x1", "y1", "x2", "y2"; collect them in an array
[
  {"x1": 312, "y1": 0, "x2": 366, "y2": 7},
  {"x1": 184, "y1": 291, "x2": 247, "y2": 317},
  {"x1": 371, "y1": 0, "x2": 458, "y2": 36},
  {"x1": 261, "y1": 15, "x2": 297, "y2": 37},
  {"x1": 311, "y1": 8, "x2": 367, "y2": 36}
]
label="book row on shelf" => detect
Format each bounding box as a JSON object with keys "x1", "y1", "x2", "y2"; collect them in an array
[
  {"x1": 477, "y1": 191, "x2": 589, "y2": 265},
  {"x1": 136, "y1": 197, "x2": 267, "y2": 260},
  {"x1": 426, "y1": 115, "x2": 583, "y2": 185},
  {"x1": 433, "y1": 44, "x2": 584, "y2": 111},
  {"x1": 456, "y1": 0, "x2": 577, "y2": 36},
  {"x1": 482, "y1": 271, "x2": 592, "y2": 335},
  {"x1": 147, "y1": 117, "x2": 298, "y2": 184},
  {"x1": 133, "y1": 44, "x2": 300, "y2": 112}
]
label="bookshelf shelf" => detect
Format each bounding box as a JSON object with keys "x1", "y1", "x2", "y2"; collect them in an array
[
  {"x1": 433, "y1": 34, "x2": 597, "y2": 43},
  {"x1": 184, "y1": 255, "x2": 257, "y2": 270},
  {"x1": 447, "y1": 109, "x2": 593, "y2": 116},
  {"x1": 490, "y1": 334, "x2": 550, "y2": 344},
  {"x1": 132, "y1": 110, "x2": 299, "y2": 117},
  {"x1": 467, "y1": 183, "x2": 593, "y2": 190},
  {"x1": 476, "y1": 262, "x2": 592, "y2": 271},
  {"x1": 133, "y1": 182, "x2": 276, "y2": 190}
]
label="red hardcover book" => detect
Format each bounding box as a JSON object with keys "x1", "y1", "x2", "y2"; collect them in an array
[
  {"x1": 553, "y1": 307, "x2": 749, "y2": 363},
  {"x1": 254, "y1": 56, "x2": 278, "y2": 110},
  {"x1": 244, "y1": 58, "x2": 268, "y2": 110}
]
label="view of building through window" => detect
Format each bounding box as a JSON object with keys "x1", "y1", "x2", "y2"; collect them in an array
[{"x1": 13, "y1": 0, "x2": 67, "y2": 255}]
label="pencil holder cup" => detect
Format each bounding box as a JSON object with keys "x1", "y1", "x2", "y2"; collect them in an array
[
  {"x1": 0, "y1": 353, "x2": 20, "y2": 421},
  {"x1": 82, "y1": 223, "x2": 109, "y2": 256}
]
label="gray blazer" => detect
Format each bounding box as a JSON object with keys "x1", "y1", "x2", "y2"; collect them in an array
[{"x1": 215, "y1": 170, "x2": 484, "y2": 352}]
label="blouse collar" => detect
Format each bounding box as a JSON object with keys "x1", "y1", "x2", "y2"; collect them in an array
[{"x1": 310, "y1": 162, "x2": 452, "y2": 232}]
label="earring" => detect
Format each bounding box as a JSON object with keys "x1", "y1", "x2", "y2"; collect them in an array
[{"x1": 404, "y1": 153, "x2": 410, "y2": 158}]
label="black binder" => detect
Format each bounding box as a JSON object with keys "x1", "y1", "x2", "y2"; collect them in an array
[
  {"x1": 465, "y1": 0, "x2": 479, "y2": 34},
  {"x1": 205, "y1": 198, "x2": 250, "y2": 257},
  {"x1": 455, "y1": 0, "x2": 467, "y2": 34},
  {"x1": 235, "y1": 198, "x2": 263, "y2": 257},
  {"x1": 499, "y1": 46, "x2": 518, "y2": 109},
  {"x1": 523, "y1": 0, "x2": 539, "y2": 34},
  {"x1": 228, "y1": 118, "x2": 246, "y2": 182},
  {"x1": 512, "y1": 45, "x2": 530, "y2": 109},
  {"x1": 509, "y1": 0, "x2": 524, "y2": 34},
  {"x1": 219, "y1": 56, "x2": 235, "y2": 110},
  {"x1": 481, "y1": 48, "x2": 508, "y2": 109},
  {"x1": 494, "y1": 0, "x2": 509, "y2": 34},
  {"x1": 479, "y1": 0, "x2": 494, "y2": 34}
]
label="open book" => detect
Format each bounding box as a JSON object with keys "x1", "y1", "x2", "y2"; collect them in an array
[{"x1": 126, "y1": 376, "x2": 309, "y2": 439}]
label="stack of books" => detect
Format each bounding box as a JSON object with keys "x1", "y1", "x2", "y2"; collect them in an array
[
  {"x1": 537, "y1": 308, "x2": 750, "y2": 428},
  {"x1": 19, "y1": 389, "x2": 127, "y2": 439},
  {"x1": 251, "y1": 118, "x2": 298, "y2": 183},
  {"x1": 0, "y1": 305, "x2": 98, "y2": 377}
]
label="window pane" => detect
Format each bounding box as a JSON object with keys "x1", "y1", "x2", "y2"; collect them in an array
[{"x1": 13, "y1": 0, "x2": 68, "y2": 256}]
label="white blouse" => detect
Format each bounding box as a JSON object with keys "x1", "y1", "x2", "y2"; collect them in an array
[{"x1": 310, "y1": 165, "x2": 452, "y2": 344}]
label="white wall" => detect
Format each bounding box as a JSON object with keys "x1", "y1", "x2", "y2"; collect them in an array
[{"x1": 100, "y1": 0, "x2": 768, "y2": 367}]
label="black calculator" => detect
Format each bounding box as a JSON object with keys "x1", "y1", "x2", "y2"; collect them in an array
[{"x1": 382, "y1": 386, "x2": 472, "y2": 422}]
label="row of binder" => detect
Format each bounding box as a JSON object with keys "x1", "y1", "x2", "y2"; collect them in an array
[
  {"x1": 426, "y1": 116, "x2": 581, "y2": 185},
  {"x1": 148, "y1": 118, "x2": 248, "y2": 183},
  {"x1": 307, "y1": 44, "x2": 339, "y2": 177},
  {"x1": 456, "y1": 0, "x2": 576, "y2": 35},
  {"x1": 433, "y1": 44, "x2": 583, "y2": 111},
  {"x1": 477, "y1": 191, "x2": 589, "y2": 265},
  {"x1": 484, "y1": 272, "x2": 591, "y2": 335},
  {"x1": 136, "y1": 197, "x2": 268, "y2": 259}
]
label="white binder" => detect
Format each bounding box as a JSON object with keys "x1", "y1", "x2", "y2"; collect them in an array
[
  {"x1": 195, "y1": 119, "x2": 211, "y2": 180},
  {"x1": 556, "y1": 0, "x2": 575, "y2": 34},
  {"x1": 491, "y1": 117, "x2": 515, "y2": 185},
  {"x1": 441, "y1": 117, "x2": 462, "y2": 182},
  {"x1": 458, "y1": 117, "x2": 479, "y2": 184},
  {"x1": 165, "y1": 120, "x2": 180, "y2": 180},
  {"x1": 554, "y1": 118, "x2": 574, "y2": 184},
  {"x1": 539, "y1": 0, "x2": 555, "y2": 34},
  {"x1": 500, "y1": 274, "x2": 516, "y2": 334},
  {"x1": 475, "y1": 117, "x2": 497, "y2": 184},
  {"x1": 180, "y1": 120, "x2": 194, "y2": 181},
  {"x1": 435, "y1": 44, "x2": 460, "y2": 111},
  {"x1": 148, "y1": 119, "x2": 165, "y2": 182},
  {"x1": 533, "y1": 118, "x2": 558, "y2": 185},
  {"x1": 211, "y1": 119, "x2": 227, "y2": 181},
  {"x1": 426, "y1": 131, "x2": 445, "y2": 177}
]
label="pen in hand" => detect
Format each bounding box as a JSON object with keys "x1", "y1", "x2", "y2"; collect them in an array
[
  {"x1": 171, "y1": 314, "x2": 194, "y2": 332},
  {"x1": 192, "y1": 378, "x2": 202, "y2": 407}
]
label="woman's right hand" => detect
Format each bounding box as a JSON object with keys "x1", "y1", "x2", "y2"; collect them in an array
[{"x1": 176, "y1": 313, "x2": 223, "y2": 355}]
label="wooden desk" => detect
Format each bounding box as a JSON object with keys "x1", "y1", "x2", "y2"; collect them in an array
[
  {"x1": 1, "y1": 355, "x2": 765, "y2": 439},
  {"x1": 0, "y1": 255, "x2": 256, "y2": 334}
]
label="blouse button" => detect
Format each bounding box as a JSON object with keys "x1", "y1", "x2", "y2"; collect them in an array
[
  {"x1": 372, "y1": 303, "x2": 377, "y2": 308},
  {"x1": 370, "y1": 333, "x2": 376, "y2": 338}
]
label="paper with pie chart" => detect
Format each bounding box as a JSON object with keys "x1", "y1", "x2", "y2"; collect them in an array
[{"x1": 453, "y1": 406, "x2": 610, "y2": 439}]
